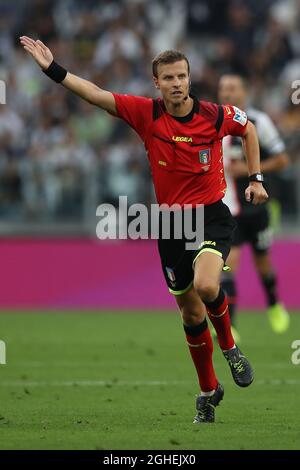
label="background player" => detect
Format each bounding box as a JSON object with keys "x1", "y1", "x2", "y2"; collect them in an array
[
  {"x1": 218, "y1": 74, "x2": 290, "y2": 341},
  {"x1": 20, "y1": 36, "x2": 268, "y2": 424}
]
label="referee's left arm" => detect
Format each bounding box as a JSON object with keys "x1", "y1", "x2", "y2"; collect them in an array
[
  {"x1": 242, "y1": 121, "x2": 260, "y2": 176},
  {"x1": 242, "y1": 121, "x2": 268, "y2": 205}
]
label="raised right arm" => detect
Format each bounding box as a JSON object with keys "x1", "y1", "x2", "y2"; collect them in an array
[{"x1": 19, "y1": 36, "x2": 116, "y2": 114}]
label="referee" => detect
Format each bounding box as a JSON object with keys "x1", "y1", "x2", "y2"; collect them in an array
[{"x1": 20, "y1": 36, "x2": 268, "y2": 424}]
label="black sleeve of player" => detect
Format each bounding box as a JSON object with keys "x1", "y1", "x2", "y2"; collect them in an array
[{"x1": 215, "y1": 105, "x2": 224, "y2": 133}]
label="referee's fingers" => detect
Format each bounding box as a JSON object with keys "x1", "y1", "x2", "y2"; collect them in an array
[
  {"x1": 20, "y1": 36, "x2": 36, "y2": 45},
  {"x1": 245, "y1": 187, "x2": 254, "y2": 203},
  {"x1": 23, "y1": 43, "x2": 35, "y2": 55},
  {"x1": 36, "y1": 40, "x2": 47, "y2": 50}
]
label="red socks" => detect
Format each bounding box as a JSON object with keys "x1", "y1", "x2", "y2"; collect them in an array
[
  {"x1": 205, "y1": 288, "x2": 235, "y2": 351},
  {"x1": 184, "y1": 319, "x2": 218, "y2": 392}
]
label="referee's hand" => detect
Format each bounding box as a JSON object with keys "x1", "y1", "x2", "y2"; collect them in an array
[
  {"x1": 245, "y1": 182, "x2": 268, "y2": 205},
  {"x1": 19, "y1": 36, "x2": 53, "y2": 71}
]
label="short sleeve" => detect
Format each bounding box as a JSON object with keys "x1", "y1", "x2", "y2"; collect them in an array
[
  {"x1": 112, "y1": 93, "x2": 153, "y2": 141},
  {"x1": 218, "y1": 104, "x2": 248, "y2": 138},
  {"x1": 255, "y1": 112, "x2": 285, "y2": 155}
]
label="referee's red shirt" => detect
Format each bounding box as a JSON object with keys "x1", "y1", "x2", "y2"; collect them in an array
[{"x1": 113, "y1": 94, "x2": 248, "y2": 207}]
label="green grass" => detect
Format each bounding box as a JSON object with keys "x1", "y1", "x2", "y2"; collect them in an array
[{"x1": 0, "y1": 311, "x2": 300, "y2": 450}]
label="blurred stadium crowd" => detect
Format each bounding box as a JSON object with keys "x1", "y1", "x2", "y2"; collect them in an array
[{"x1": 0, "y1": 0, "x2": 300, "y2": 231}]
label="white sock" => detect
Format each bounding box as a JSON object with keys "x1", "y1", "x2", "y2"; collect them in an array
[
  {"x1": 200, "y1": 389, "x2": 215, "y2": 397},
  {"x1": 223, "y1": 343, "x2": 236, "y2": 353}
]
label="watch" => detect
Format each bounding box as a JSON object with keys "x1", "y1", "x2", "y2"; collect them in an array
[{"x1": 249, "y1": 173, "x2": 264, "y2": 183}]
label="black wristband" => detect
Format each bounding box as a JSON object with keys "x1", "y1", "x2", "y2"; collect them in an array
[
  {"x1": 249, "y1": 173, "x2": 264, "y2": 183},
  {"x1": 42, "y1": 60, "x2": 67, "y2": 83}
]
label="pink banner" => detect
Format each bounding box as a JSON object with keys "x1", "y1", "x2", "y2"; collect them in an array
[{"x1": 0, "y1": 238, "x2": 299, "y2": 309}]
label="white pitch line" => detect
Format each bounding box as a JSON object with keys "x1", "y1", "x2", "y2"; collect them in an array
[
  {"x1": 10, "y1": 362, "x2": 294, "y2": 370},
  {"x1": 0, "y1": 380, "x2": 185, "y2": 387},
  {"x1": 0, "y1": 379, "x2": 300, "y2": 387}
]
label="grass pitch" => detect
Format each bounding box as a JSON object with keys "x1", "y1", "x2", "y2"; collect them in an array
[{"x1": 0, "y1": 311, "x2": 299, "y2": 450}]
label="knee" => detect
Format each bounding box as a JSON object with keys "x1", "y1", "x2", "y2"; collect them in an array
[
  {"x1": 194, "y1": 279, "x2": 219, "y2": 303},
  {"x1": 179, "y1": 305, "x2": 205, "y2": 327}
]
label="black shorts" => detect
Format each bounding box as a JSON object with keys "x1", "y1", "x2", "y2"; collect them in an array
[
  {"x1": 157, "y1": 199, "x2": 236, "y2": 295},
  {"x1": 233, "y1": 206, "x2": 272, "y2": 254}
]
